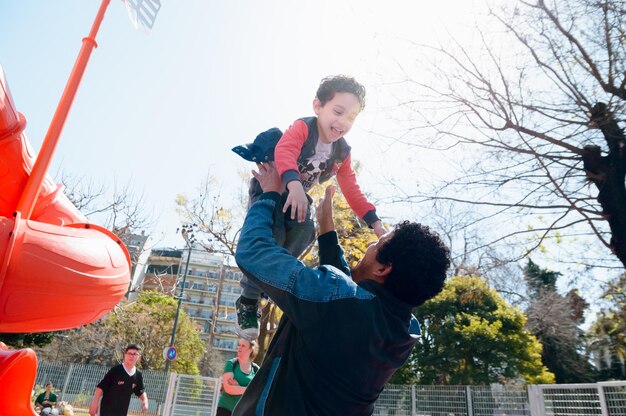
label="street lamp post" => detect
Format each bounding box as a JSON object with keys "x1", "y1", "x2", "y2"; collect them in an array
[{"x1": 163, "y1": 224, "x2": 195, "y2": 374}]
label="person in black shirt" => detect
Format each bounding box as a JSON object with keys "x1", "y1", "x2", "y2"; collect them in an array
[{"x1": 88, "y1": 344, "x2": 149, "y2": 416}]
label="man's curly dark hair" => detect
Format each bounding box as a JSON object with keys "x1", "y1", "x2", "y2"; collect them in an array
[
  {"x1": 316, "y1": 75, "x2": 366, "y2": 110},
  {"x1": 377, "y1": 221, "x2": 450, "y2": 306}
]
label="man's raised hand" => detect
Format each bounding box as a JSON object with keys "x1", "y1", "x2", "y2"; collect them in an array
[
  {"x1": 251, "y1": 162, "x2": 283, "y2": 194},
  {"x1": 316, "y1": 185, "x2": 336, "y2": 235}
]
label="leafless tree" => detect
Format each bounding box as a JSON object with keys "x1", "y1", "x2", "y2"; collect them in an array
[
  {"x1": 175, "y1": 171, "x2": 248, "y2": 257},
  {"x1": 383, "y1": 0, "x2": 626, "y2": 270},
  {"x1": 428, "y1": 200, "x2": 528, "y2": 305},
  {"x1": 60, "y1": 172, "x2": 153, "y2": 242},
  {"x1": 526, "y1": 289, "x2": 597, "y2": 381}
]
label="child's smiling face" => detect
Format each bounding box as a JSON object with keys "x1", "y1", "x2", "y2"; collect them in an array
[{"x1": 313, "y1": 92, "x2": 362, "y2": 144}]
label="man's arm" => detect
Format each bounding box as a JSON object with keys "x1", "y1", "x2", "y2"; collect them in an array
[
  {"x1": 134, "y1": 373, "x2": 148, "y2": 410},
  {"x1": 139, "y1": 392, "x2": 149, "y2": 411},
  {"x1": 315, "y1": 185, "x2": 350, "y2": 275},
  {"x1": 236, "y1": 164, "x2": 369, "y2": 327},
  {"x1": 316, "y1": 185, "x2": 336, "y2": 235},
  {"x1": 88, "y1": 387, "x2": 103, "y2": 416}
]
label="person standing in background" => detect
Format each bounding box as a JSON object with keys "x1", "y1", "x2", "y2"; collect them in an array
[
  {"x1": 88, "y1": 344, "x2": 148, "y2": 416},
  {"x1": 217, "y1": 338, "x2": 259, "y2": 416}
]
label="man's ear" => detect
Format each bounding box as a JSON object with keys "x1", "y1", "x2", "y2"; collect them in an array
[{"x1": 373, "y1": 262, "x2": 392, "y2": 283}]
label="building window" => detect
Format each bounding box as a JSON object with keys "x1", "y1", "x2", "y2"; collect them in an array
[
  {"x1": 213, "y1": 338, "x2": 237, "y2": 350},
  {"x1": 146, "y1": 264, "x2": 179, "y2": 275}
]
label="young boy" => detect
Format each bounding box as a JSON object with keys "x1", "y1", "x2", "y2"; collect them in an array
[{"x1": 232, "y1": 75, "x2": 386, "y2": 340}]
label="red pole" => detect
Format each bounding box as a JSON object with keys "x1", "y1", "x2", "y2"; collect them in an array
[{"x1": 16, "y1": 0, "x2": 111, "y2": 220}]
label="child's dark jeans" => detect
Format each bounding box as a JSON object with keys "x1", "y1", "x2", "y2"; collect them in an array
[{"x1": 239, "y1": 178, "x2": 316, "y2": 300}]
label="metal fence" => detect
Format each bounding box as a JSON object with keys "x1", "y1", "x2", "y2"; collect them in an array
[
  {"x1": 528, "y1": 382, "x2": 626, "y2": 416},
  {"x1": 369, "y1": 382, "x2": 626, "y2": 416},
  {"x1": 161, "y1": 373, "x2": 220, "y2": 416},
  {"x1": 34, "y1": 362, "x2": 626, "y2": 416},
  {"x1": 375, "y1": 384, "x2": 530, "y2": 416}
]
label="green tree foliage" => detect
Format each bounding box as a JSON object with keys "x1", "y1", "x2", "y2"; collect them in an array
[
  {"x1": 411, "y1": 276, "x2": 554, "y2": 385},
  {"x1": 523, "y1": 259, "x2": 597, "y2": 383},
  {"x1": 0, "y1": 332, "x2": 56, "y2": 349},
  {"x1": 524, "y1": 259, "x2": 560, "y2": 295},
  {"x1": 589, "y1": 310, "x2": 626, "y2": 380},
  {"x1": 36, "y1": 291, "x2": 205, "y2": 374},
  {"x1": 588, "y1": 272, "x2": 626, "y2": 379},
  {"x1": 106, "y1": 291, "x2": 204, "y2": 374}
]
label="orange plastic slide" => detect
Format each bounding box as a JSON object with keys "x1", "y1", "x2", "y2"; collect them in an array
[
  {"x1": 0, "y1": 343, "x2": 38, "y2": 415},
  {"x1": 0, "y1": 67, "x2": 130, "y2": 413},
  {"x1": 0, "y1": 68, "x2": 88, "y2": 227},
  {"x1": 0, "y1": 2, "x2": 129, "y2": 412},
  {"x1": 0, "y1": 66, "x2": 131, "y2": 333}
]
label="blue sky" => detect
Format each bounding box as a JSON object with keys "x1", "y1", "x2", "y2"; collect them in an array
[{"x1": 0, "y1": 0, "x2": 489, "y2": 249}]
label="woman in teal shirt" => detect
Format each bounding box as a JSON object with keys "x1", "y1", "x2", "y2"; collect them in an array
[{"x1": 216, "y1": 338, "x2": 259, "y2": 416}]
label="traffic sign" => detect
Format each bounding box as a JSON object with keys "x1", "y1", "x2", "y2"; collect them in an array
[{"x1": 163, "y1": 346, "x2": 177, "y2": 361}]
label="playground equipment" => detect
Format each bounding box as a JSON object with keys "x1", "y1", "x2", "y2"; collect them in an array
[
  {"x1": 0, "y1": 345, "x2": 39, "y2": 415},
  {"x1": 0, "y1": 1, "x2": 131, "y2": 413}
]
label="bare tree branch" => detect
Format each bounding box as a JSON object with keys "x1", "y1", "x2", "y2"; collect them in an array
[{"x1": 381, "y1": 0, "x2": 626, "y2": 270}]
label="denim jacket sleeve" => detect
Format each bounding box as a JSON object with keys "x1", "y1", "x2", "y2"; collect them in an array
[{"x1": 235, "y1": 192, "x2": 373, "y2": 327}]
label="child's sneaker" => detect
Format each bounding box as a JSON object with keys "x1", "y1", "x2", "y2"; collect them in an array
[{"x1": 236, "y1": 296, "x2": 260, "y2": 341}]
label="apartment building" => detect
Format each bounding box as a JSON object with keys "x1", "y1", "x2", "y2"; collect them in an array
[
  {"x1": 142, "y1": 248, "x2": 181, "y2": 294},
  {"x1": 139, "y1": 245, "x2": 242, "y2": 353},
  {"x1": 120, "y1": 231, "x2": 150, "y2": 297}
]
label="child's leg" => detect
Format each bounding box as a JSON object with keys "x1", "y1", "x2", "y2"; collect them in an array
[
  {"x1": 236, "y1": 178, "x2": 288, "y2": 340},
  {"x1": 240, "y1": 179, "x2": 287, "y2": 299},
  {"x1": 239, "y1": 275, "x2": 263, "y2": 300},
  {"x1": 282, "y1": 194, "x2": 316, "y2": 258}
]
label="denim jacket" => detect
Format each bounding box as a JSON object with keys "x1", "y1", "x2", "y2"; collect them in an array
[{"x1": 233, "y1": 192, "x2": 420, "y2": 416}]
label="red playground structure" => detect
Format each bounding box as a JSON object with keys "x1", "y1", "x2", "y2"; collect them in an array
[{"x1": 0, "y1": 1, "x2": 131, "y2": 414}]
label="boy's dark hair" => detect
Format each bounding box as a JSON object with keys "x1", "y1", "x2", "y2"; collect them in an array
[
  {"x1": 125, "y1": 344, "x2": 141, "y2": 353},
  {"x1": 316, "y1": 75, "x2": 366, "y2": 110},
  {"x1": 377, "y1": 222, "x2": 450, "y2": 307}
]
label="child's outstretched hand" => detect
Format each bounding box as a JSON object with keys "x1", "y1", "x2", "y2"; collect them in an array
[
  {"x1": 372, "y1": 220, "x2": 388, "y2": 238},
  {"x1": 316, "y1": 185, "x2": 337, "y2": 235},
  {"x1": 285, "y1": 181, "x2": 308, "y2": 223}
]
